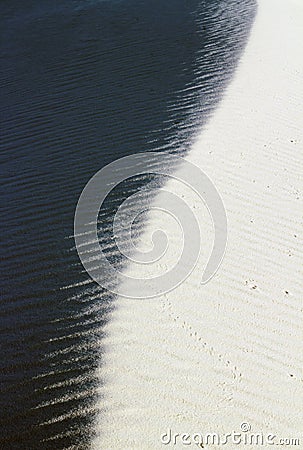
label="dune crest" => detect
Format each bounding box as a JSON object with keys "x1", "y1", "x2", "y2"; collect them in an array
[{"x1": 92, "y1": 0, "x2": 303, "y2": 448}]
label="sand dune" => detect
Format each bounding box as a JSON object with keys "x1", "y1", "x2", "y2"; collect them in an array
[{"x1": 92, "y1": 0, "x2": 303, "y2": 448}]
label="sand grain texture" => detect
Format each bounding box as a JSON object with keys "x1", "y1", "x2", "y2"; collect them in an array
[{"x1": 93, "y1": 0, "x2": 303, "y2": 448}]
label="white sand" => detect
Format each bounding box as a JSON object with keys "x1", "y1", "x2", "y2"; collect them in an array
[{"x1": 92, "y1": 0, "x2": 303, "y2": 448}]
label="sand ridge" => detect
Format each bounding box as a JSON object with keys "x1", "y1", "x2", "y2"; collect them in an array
[{"x1": 92, "y1": 0, "x2": 303, "y2": 448}]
